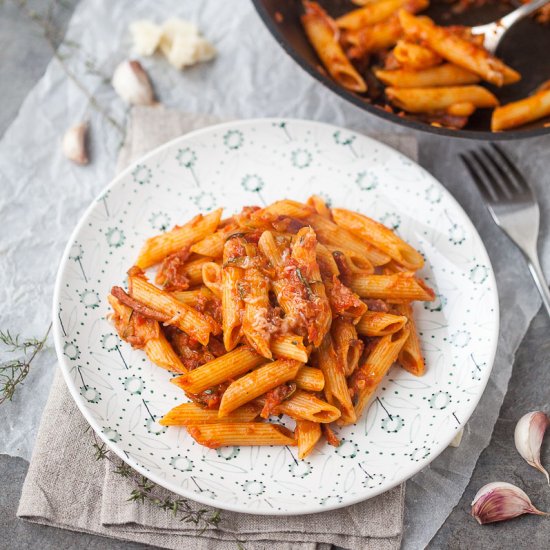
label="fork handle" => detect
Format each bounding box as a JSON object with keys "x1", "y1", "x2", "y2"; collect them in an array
[{"x1": 526, "y1": 254, "x2": 550, "y2": 317}]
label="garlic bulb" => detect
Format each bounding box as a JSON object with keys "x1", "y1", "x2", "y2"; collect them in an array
[
  {"x1": 112, "y1": 60, "x2": 155, "y2": 106},
  {"x1": 514, "y1": 411, "x2": 550, "y2": 484},
  {"x1": 471, "y1": 482, "x2": 548, "y2": 524},
  {"x1": 62, "y1": 122, "x2": 89, "y2": 165}
]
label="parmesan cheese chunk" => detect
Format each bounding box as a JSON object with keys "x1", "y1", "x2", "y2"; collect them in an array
[{"x1": 130, "y1": 20, "x2": 163, "y2": 56}]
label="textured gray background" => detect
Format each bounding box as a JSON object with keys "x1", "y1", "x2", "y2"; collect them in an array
[{"x1": 1, "y1": 1, "x2": 549, "y2": 549}]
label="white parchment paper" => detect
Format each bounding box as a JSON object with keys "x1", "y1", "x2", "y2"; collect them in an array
[{"x1": 1, "y1": 1, "x2": 547, "y2": 548}]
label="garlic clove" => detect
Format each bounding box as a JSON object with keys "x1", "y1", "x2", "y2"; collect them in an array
[
  {"x1": 129, "y1": 20, "x2": 163, "y2": 56},
  {"x1": 471, "y1": 481, "x2": 548, "y2": 525},
  {"x1": 62, "y1": 122, "x2": 89, "y2": 165},
  {"x1": 514, "y1": 411, "x2": 550, "y2": 484},
  {"x1": 112, "y1": 60, "x2": 155, "y2": 106}
]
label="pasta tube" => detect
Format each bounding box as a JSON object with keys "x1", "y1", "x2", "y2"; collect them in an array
[
  {"x1": 218, "y1": 359, "x2": 302, "y2": 417},
  {"x1": 492, "y1": 89, "x2": 550, "y2": 131},
  {"x1": 349, "y1": 272, "x2": 435, "y2": 301},
  {"x1": 301, "y1": 1, "x2": 367, "y2": 93},
  {"x1": 171, "y1": 347, "x2": 265, "y2": 394},
  {"x1": 273, "y1": 390, "x2": 341, "y2": 423},
  {"x1": 375, "y1": 64, "x2": 480, "y2": 89},
  {"x1": 398, "y1": 11, "x2": 520, "y2": 87},
  {"x1": 187, "y1": 422, "x2": 296, "y2": 448},
  {"x1": 296, "y1": 420, "x2": 322, "y2": 459},
  {"x1": 159, "y1": 402, "x2": 260, "y2": 425},
  {"x1": 136, "y1": 209, "x2": 221, "y2": 268}
]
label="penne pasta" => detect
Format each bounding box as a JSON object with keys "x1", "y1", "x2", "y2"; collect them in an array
[
  {"x1": 109, "y1": 198, "x2": 431, "y2": 456},
  {"x1": 291, "y1": 227, "x2": 332, "y2": 347},
  {"x1": 295, "y1": 366, "x2": 325, "y2": 392},
  {"x1": 385, "y1": 85, "x2": 499, "y2": 114},
  {"x1": 352, "y1": 326, "x2": 410, "y2": 417},
  {"x1": 343, "y1": 15, "x2": 403, "y2": 59},
  {"x1": 296, "y1": 420, "x2": 322, "y2": 459},
  {"x1": 349, "y1": 272, "x2": 435, "y2": 301},
  {"x1": 326, "y1": 245, "x2": 374, "y2": 274},
  {"x1": 202, "y1": 261, "x2": 222, "y2": 298},
  {"x1": 273, "y1": 390, "x2": 341, "y2": 423},
  {"x1": 375, "y1": 63, "x2": 480, "y2": 89},
  {"x1": 398, "y1": 10, "x2": 520, "y2": 87},
  {"x1": 395, "y1": 302, "x2": 425, "y2": 376},
  {"x1": 357, "y1": 311, "x2": 408, "y2": 336},
  {"x1": 332, "y1": 208, "x2": 424, "y2": 270},
  {"x1": 241, "y1": 248, "x2": 272, "y2": 358},
  {"x1": 221, "y1": 237, "x2": 246, "y2": 351},
  {"x1": 393, "y1": 40, "x2": 442, "y2": 70},
  {"x1": 337, "y1": 0, "x2": 428, "y2": 31},
  {"x1": 190, "y1": 224, "x2": 240, "y2": 258},
  {"x1": 136, "y1": 209, "x2": 222, "y2": 269},
  {"x1": 271, "y1": 334, "x2": 309, "y2": 362},
  {"x1": 159, "y1": 402, "x2": 260, "y2": 426},
  {"x1": 491, "y1": 89, "x2": 550, "y2": 131},
  {"x1": 218, "y1": 359, "x2": 302, "y2": 417},
  {"x1": 129, "y1": 273, "x2": 220, "y2": 346},
  {"x1": 171, "y1": 287, "x2": 214, "y2": 306},
  {"x1": 306, "y1": 195, "x2": 332, "y2": 219},
  {"x1": 331, "y1": 317, "x2": 363, "y2": 377},
  {"x1": 317, "y1": 334, "x2": 356, "y2": 425},
  {"x1": 258, "y1": 229, "x2": 284, "y2": 268},
  {"x1": 171, "y1": 346, "x2": 265, "y2": 394},
  {"x1": 187, "y1": 422, "x2": 296, "y2": 448},
  {"x1": 316, "y1": 243, "x2": 340, "y2": 278},
  {"x1": 306, "y1": 213, "x2": 390, "y2": 266},
  {"x1": 301, "y1": 1, "x2": 367, "y2": 93},
  {"x1": 144, "y1": 329, "x2": 187, "y2": 374}
]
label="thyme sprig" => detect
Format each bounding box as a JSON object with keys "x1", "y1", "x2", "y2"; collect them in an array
[
  {"x1": 91, "y1": 434, "x2": 245, "y2": 546},
  {"x1": 0, "y1": 323, "x2": 52, "y2": 404}
]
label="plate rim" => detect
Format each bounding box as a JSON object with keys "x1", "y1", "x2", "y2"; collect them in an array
[{"x1": 52, "y1": 117, "x2": 500, "y2": 515}]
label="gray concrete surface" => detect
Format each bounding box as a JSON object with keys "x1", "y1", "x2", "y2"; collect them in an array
[{"x1": 1, "y1": 1, "x2": 549, "y2": 549}]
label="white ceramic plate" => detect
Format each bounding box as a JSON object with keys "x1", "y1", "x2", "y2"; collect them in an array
[{"x1": 53, "y1": 119, "x2": 499, "y2": 515}]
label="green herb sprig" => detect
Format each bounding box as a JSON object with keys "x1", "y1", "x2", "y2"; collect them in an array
[
  {"x1": 0, "y1": 323, "x2": 52, "y2": 404},
  {"x1": 91, "y1": 433, "x2": 245, "y2": 547}
]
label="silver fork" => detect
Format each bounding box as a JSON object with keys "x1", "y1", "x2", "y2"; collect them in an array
[{"x1": 461, "y1": 145, "x2": 550, "y2": 316}]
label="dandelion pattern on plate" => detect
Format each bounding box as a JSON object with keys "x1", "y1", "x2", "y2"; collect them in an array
[
  {"x1": 356, "y1": 170, "x2": 378, "y2": 191},
  {"x1": 176, "y1": 147, "x2": 199, "y2": 187},
  {"x1": 272, "y1": 120, "x2": 292, "y2": 141},
  {"x1": 132, "y1": 164, "x2": 152, "y2": 186},
  {"x1": 192, "y1": 191, "x2": 216, "y2": 211},
  {"x1": 69, "y1": 242, "x2": 87, "y2": 282},
  {"x1": 290, "y1": 148, "x2": 312, "y2": 169},
  {"x1": 223, "y1": 129, "x2": 244, "y2": 150},
  {"x1": 105, "y1": 227, "x2": 126, "y2": 248},
  {"x1": 333, "y1": 130, "x2": 358, "y2": 158},
  {"x1": 241, "y1": 174, "x2": 266, "y2": 205},
  {"x1": 53, "y1": 120, "x2": 498, "y2": 514},
  {"x1": 148, "y1": 211, "x2": 171, "y2": 232}
]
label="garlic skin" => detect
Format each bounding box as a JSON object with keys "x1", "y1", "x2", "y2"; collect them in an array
[
  {"x1": 471, "y1": 482, "x2": 548, "y2": 525},
  {"x1": 514, "y1": 411, "x2": 550, "y2": 484},
  {"x1": 62, "y1": 122, "x2": 89, "y2": 165},
  {"x1": 112, "y1": 60, "x2": 155, "y2": 106}
]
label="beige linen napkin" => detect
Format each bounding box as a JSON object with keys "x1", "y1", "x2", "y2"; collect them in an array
[{"x1": 18, "y1": 106, "x2": 417, "y2": 550}]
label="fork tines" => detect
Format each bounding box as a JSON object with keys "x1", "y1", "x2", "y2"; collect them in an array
[{"x1": 460, "y1": 144, "x2": 534, "y2": 204}]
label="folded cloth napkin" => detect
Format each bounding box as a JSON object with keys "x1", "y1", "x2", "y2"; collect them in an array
[{"x1": 18, "y1": 106, "x2": 418, "y2": 550}]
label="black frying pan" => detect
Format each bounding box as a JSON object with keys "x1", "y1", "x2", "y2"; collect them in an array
[{"x1": 251, "y1": 0, "x2": 550, "y2": 139}]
